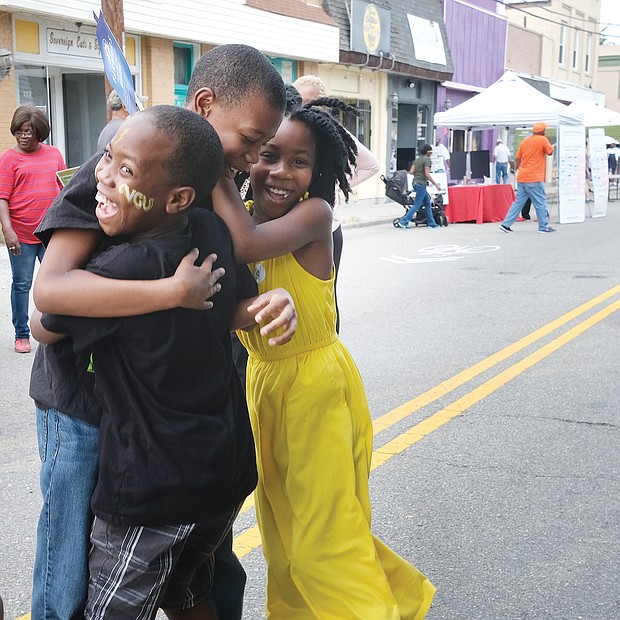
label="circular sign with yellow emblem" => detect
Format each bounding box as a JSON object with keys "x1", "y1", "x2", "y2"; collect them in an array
[{"x1": 363, "y1": 4, "x2": 381, "y2": 54}]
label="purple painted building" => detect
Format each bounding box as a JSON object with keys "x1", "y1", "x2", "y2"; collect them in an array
[{"x1": 437, "y1": 0, "x2": 508, "y2": 156}]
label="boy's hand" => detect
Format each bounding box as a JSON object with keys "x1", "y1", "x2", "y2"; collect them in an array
[
  {"x1": 173, "y1": 250, "x2": 225, "y2": 310},
  {"x1": 247, "y1": 288, "x2": 297, "y2": 346}
]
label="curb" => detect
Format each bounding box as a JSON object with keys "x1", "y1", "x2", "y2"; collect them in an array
[{"x1": 341, "y1": 218, "x2": 393, "y2": 230}]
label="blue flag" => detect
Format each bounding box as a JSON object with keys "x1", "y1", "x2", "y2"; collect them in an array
[{"x1": 94, "y1": 10, "x2": 138, "y2": 114}]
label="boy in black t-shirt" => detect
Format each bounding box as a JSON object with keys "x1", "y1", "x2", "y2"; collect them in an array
[{"x1": 32, "y1": 106, "x2": 296, "y2": 619}]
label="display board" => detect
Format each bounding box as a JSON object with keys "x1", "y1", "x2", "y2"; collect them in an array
[
  {"x1": 470, "y1": 150, "x2": 490, "y2": 179},
  {"x1": 429, "y1": 172, "x2": 449, "y2": 204},
  {"x1": 587, "y1": 127, "x2": 608, "y2": 218},
  {"x1": 450, "y1": 151, "x2": 466, "y2": 181},
  {"x1": 558, "y1": 125, "x2": 586, "y2": 224}
]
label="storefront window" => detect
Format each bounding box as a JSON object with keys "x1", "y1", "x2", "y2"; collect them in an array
[
  {"x1": 333, "y1": 99, "x2": 372, "y2": 149},
  {"x1": 416, "y1": 105, "x2": 429, "y2": 150},
  {"x1": 16, "y1": 64, "x2": 49, "y2": 112},
  {"x1": 174, "y1": 43, "x2": 194, "y2": 107}
]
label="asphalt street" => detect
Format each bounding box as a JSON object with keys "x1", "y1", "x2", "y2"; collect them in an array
[{"x1": 0, "y1": 196, "x2": 619, "y2": 619}]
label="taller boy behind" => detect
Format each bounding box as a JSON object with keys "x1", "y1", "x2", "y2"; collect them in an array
[{"x1": 33, "y1": 105, "x2": 296, "y2": 620}]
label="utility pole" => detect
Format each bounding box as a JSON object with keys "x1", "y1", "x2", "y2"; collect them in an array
[{"x1": 101, "y1": 0, "x2": 125, "y2": 118}]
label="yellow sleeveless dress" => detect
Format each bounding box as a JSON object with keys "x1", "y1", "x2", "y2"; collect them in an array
[{"x1": 238, "y1": 253, "x2": 435, "y2": 619}]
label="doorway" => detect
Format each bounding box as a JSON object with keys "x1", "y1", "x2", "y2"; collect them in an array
[
  {"x1": 15, "y1": 66, "x2": 107, "y2": 167},
  {"x1": 61, "y1": 71, "x2": 106, "y2": 167}
]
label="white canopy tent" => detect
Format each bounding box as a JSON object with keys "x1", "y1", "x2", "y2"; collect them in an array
[
  {"x1": 567, "y1": 100, "x2": 620, "y2": 127},
  {"x1": 434, "y1": 71, "x2": 589, "y2": 225},
  {"x1": 434, "y1": 71, "x2": 583, "y2": 129}
]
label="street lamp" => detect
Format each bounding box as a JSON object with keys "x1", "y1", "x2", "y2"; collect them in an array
[
  {"x1": 444, "y1": 98, "x2": 452, "y2": 111},
  {"x1": 0, "y1": 48, "x2": 13, "y2": 79},
  {"x1": 390, "y1": 91, "x2": 399, "y2": 106}
]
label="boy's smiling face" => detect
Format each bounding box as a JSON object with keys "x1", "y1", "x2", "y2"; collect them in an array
[
  {"x1": 192, "y1": 88, "x2": 283, "y2": 178},
  {"x1": 95, "y1": 113, "x2": 187, "y2": 238}
]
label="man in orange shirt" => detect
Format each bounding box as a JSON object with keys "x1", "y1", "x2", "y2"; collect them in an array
[{"x1": 500, "y1": 121, "x2": 556, "y2": 233}]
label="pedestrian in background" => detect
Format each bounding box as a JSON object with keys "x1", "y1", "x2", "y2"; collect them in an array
[
  {"x1": 493, "y1": 137, "x2": 511, "y2": 184},
  {"x1": 0, "y1": 105, "x2": 65, "y2": 353},
  {"x1": 96, "y1": 90, "x2": 129, "y2": 150},
  {"x1": 432, "y1": 135, "x2": 450, "y2": 174},
  {"x1": 500, "y1": 121, "x2": 555, "y2": 234},
  {"x1": 396, "y1": 144, "x2": 440, "y2": 229},
  {"x1": 606, "y1": 141, "x2": 620, "y2": 177}
]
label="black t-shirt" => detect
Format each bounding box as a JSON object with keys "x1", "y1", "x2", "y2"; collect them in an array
[
  {"x1": 29, "y1": 149, "x2": 108, "y2": 425},
  {"x1": 43, "y1": 213, "x2": 258, "y2": 526},
  {"x1": 29, "y1": 339, "x2": 100, "y2": 424},
  {"x1": 30, "y1": 151, "x2": 220, "y2": 427}
]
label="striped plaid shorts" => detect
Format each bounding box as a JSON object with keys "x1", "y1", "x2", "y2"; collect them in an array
[{"x1": 85, "y1": 505, "x2": 239, "y2": 619}]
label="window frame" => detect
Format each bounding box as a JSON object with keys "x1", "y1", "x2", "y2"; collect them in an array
[
  {"x1": 332, "y1": 98, "x2": 372, "y2": 150},
  {"x1": 559, "y1": 21, "x2": 567, "y2": 66}
]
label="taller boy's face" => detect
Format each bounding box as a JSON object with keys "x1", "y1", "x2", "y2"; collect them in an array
[
  {"x1": 198, "y1": 91, "x2": 283, "y2": 178},
  {"x1": 94, "y1": 113, "x2": 176, "y2": 238}
]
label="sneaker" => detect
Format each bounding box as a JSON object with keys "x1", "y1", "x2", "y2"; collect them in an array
[
  {"x1": 15, "y1": 338, "x2": 31, "y2": 353},
  {"x1": 538, "y1": 227, "x2": 557, "y2": 234},
  {"x1": 396, "y1": 221, "x2": 409, "y2": 230},
  {"x1": 499, "y1": 224, "x2": 513, "y2": 233}
]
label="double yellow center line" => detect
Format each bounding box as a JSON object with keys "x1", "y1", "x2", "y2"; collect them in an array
[
  {"x1": 17, "y1": 285, "x2": 620, "y2": 620},
  {"x1": 233, "y1": 284, "x2": 620, "y2": 557}
]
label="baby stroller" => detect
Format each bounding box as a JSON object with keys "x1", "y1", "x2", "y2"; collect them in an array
[
  {"x1": 380, "y1": 171, "x2": 448, "y2": 227},
  {"x1": 380, "y1": 170, "x2": 412, "y2": 208}
]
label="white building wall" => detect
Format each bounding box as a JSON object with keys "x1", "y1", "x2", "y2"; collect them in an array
[
  {"x1": 505, "y1": 0, "x2": 602, "y2": 102},
  {"x1": 1, "y1": 0, "x2": 340, "y2": 61}
]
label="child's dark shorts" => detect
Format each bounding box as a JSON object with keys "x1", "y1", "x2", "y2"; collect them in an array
[{"x1": 85, "y1": 505, "x2": 240, "y2": 619}]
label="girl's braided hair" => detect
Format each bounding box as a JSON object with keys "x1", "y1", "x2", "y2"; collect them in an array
[{"x1": 288, "y1": 96, "x2": 359, "y2": 206}]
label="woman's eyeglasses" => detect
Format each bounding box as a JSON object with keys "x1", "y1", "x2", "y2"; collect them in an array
[{"x1": 15, "y1": 130, "x2": 34, "y2": 138}]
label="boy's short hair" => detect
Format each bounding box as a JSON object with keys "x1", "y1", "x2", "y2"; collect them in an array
[
  {"x1": 186, "y1": 44, "x2": 285, "y2": 113},
  {"x1": 145, "y1": 105, "x2": 224, "y2": 204}
]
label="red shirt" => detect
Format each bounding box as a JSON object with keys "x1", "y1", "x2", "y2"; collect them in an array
[{"x1": 0, "y1": 144, "x2": 66, "y2": 243}]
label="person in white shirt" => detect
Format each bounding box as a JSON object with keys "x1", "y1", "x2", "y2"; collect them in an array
[
  {"x1": 431, "y1": 136, "x2": 450, "y2": 174},
  {"x1": 607, "y1": 142, "x2": 620, "y2": 176},
  {"x1": 493, "y1": 138, "x2": 511, "y2": 184}
]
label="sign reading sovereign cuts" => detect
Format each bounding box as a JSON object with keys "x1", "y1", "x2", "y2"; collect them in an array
[{"x1": 93, "y1": 10, "x2": 142, "y2": 115}]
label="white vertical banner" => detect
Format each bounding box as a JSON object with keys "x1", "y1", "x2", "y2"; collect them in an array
[
  {"x1": 429, "y1": 172, "x2": 449, "y2": 204},
  {"x1": 588, "y1": 127, "x2": 608, "y2": 218},
  {"x1": 558, "y1": 125, "x2": 586, "y2": 224}
]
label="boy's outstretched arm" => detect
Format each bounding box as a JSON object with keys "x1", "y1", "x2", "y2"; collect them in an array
[
  {"x1": 232, "y1": 288, "x2": 297, "y2": 346},
  {"x1": 34, "y1": 228, "x2": 224, "y2": 317}
]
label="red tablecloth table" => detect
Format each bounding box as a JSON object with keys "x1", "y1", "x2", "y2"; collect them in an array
[{"x1": 446, "y1": 184, "x2": 515, "y2": 224}]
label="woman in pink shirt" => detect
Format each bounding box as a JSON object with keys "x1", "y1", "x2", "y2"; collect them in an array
[{"x1": 0, "y1": 105, "x2": 66, "y2": 352}]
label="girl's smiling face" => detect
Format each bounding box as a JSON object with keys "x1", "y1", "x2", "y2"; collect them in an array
[
  {"x1": 94, "y1": 113, "x2": 182, "y2": 238},
  {"x1": 250, "y1": 118, "x2": 316, "y2": 222}
]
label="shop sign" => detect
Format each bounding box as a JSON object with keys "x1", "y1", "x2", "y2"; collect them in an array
[
  {"x1": 407, "y1": 16, "x2": 447, "y2": 66},
  {"x1": 350, "y1": 0, "x2": 391, "y2": 56},
  {"x1": 46, "y1": 28, "x2": 101, "y2": 59}
]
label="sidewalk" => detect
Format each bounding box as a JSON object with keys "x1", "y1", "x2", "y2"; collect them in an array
[{"x1": 339, "y1": 197, "x2": 405, "y2": 230}]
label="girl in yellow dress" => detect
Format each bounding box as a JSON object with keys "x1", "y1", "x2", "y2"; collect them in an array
[{"x1": 213, "y1": 96, "x2": 435, "y2": 619}]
